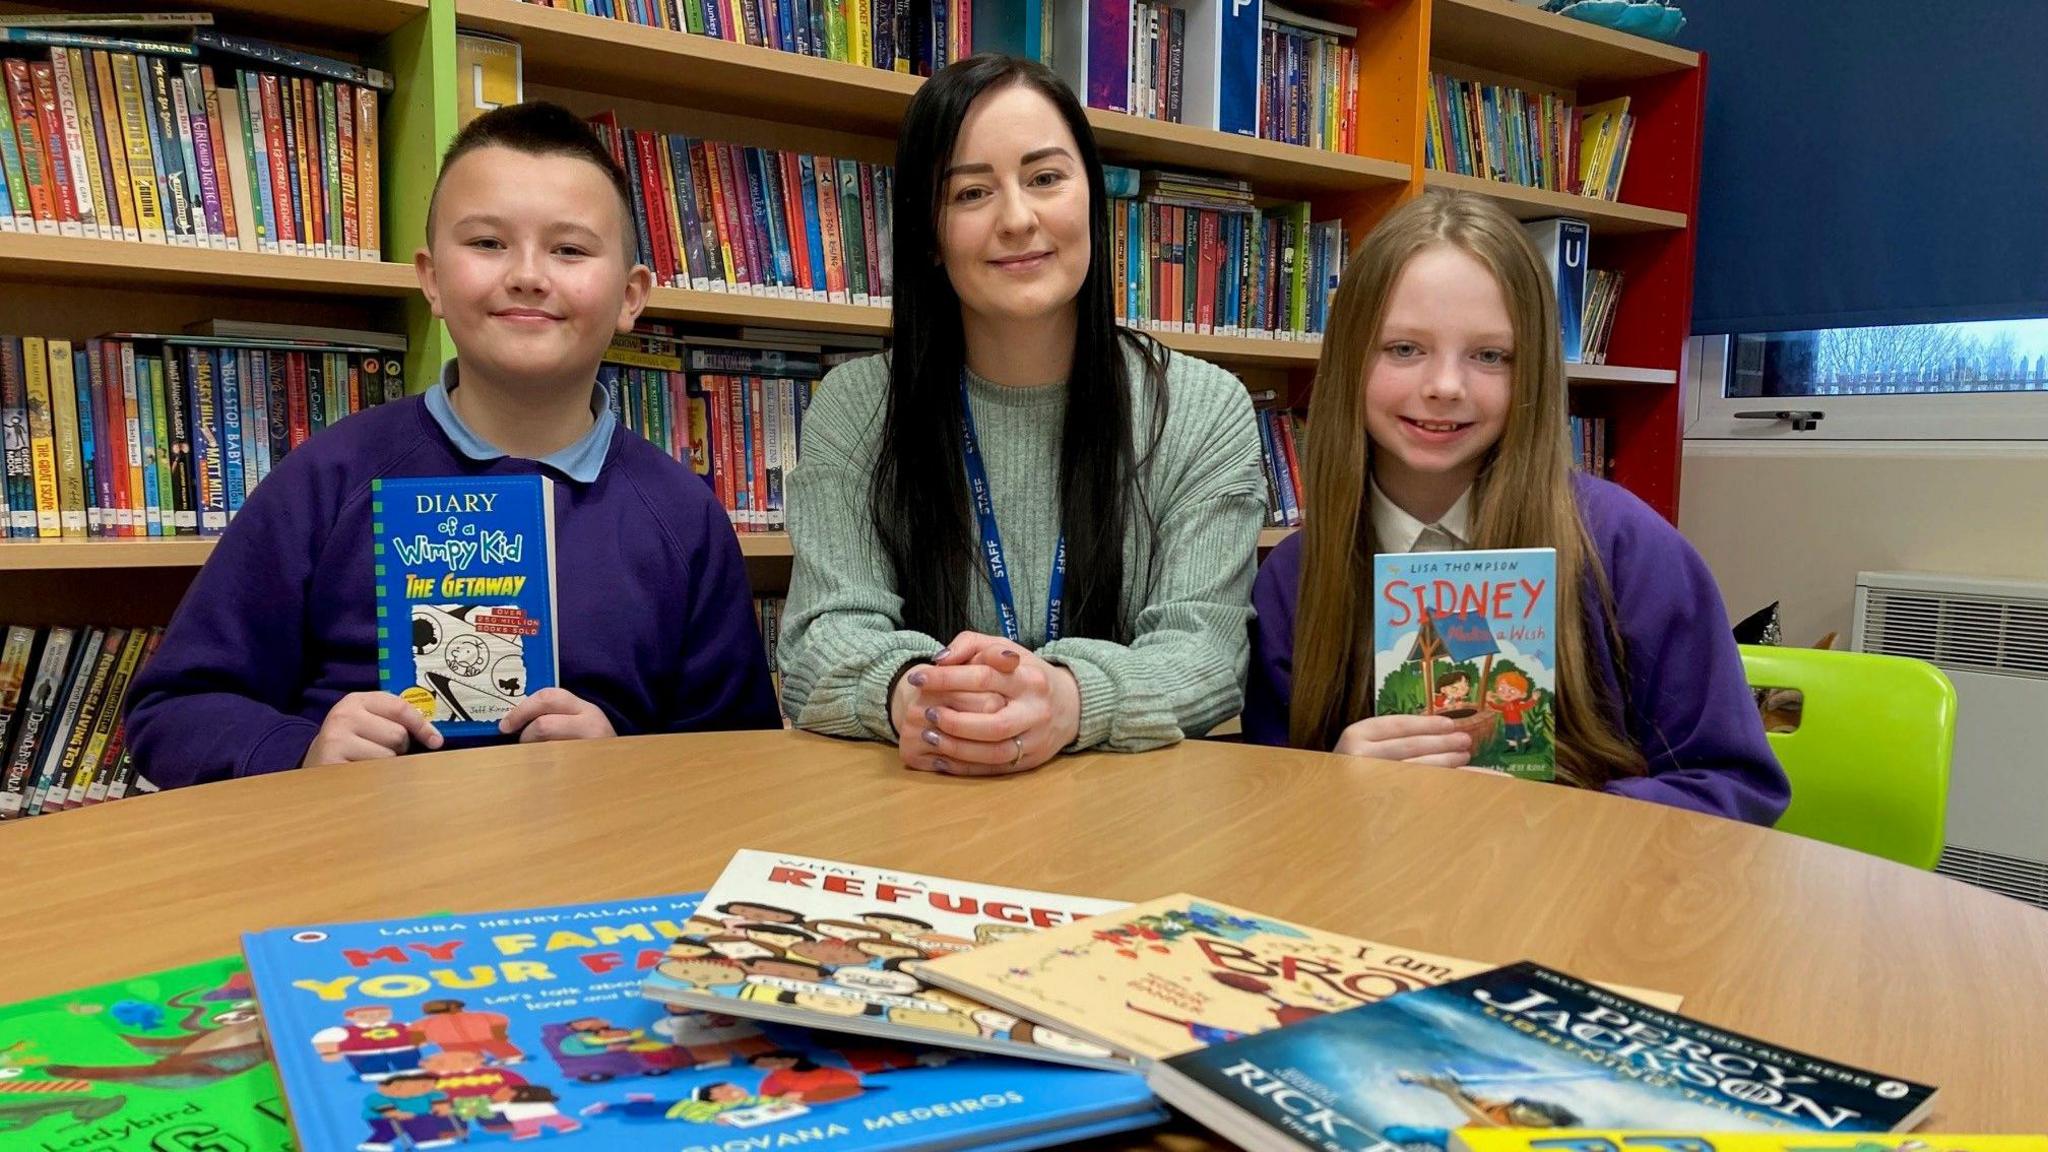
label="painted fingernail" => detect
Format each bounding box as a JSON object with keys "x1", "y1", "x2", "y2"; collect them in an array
[
  {"x1": 935, "y1": 647, "x2": 951, "y2": 661},
  {"x1": 922, "y1": 729, "x2": 941, "y2": 746},
  {"x1": 908, "y1": 671, "x2": 927, "y2": 687},
  {"x1": 923, "y1": 706, "x2": 939, "y2": 725},
  {"x1": 932, "y1": 757, "x2": 952, "y2": 773}
]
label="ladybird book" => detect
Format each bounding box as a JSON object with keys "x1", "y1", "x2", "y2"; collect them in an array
[
  {"x1": 243, "y1": 892, "x2": 1163, "y2": 1152},
  {"x1": 919, "y1": 894, "x2": 1678, "y2": 1068},
  {"x1": 1373, "y1": 548, "x2": 1557, "y2": 781},
  {"x1": 371, "y1": 474, "x2": 557, "y2": 738},
  {"x1": 640, "y1": 851, "x2": 1130, "y2": 1070}
]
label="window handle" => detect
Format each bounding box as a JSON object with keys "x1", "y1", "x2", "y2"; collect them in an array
[{"x1": 1734, "y1": 409, "x2": 1825, "y2": 432}]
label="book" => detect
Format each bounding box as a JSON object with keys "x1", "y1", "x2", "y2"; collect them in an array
[
  {"x1": 1372, "y1": 547, "x2": 1558, "y2": 782},
  {"x1": 0, "y1": 954, "x2": 291, "y2": 1151},
  {"x1": 642, "y1": 850, "x2": 1129, "y2": 1069},
  {"x1": 456, "y1": 29, "x2": 523, "y2": 128},
  {"x1": 244, "y1": 892, "x2": 1164, "y2": 1152},
  {"x1": 371, "y1": 474, "x2": 559, "y2": 739},
  {"x1": 1452, "y1": 1136, "x2": 2048, "y2": 1152},
  {"x1": 1524, "y1": 218, "x2": 1589, "y2": 364},
  {"x1": 1147, "y1": 961, "x2": 1937, "y2": 1152},
  {"x1": 920, "y1": 893, "x2": 1678, "y2": 1067}
]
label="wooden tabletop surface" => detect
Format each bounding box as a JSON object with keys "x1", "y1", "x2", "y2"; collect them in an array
[{"x1": 5, "y1": 730, "x2": 2043, "y2": 1131}]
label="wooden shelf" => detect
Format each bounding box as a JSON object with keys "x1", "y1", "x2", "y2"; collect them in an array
[
  {"x1": 0, "y1": 233, "x2": 418, "y2": 296},
  {"x1": 1421, "y1": 171, "x2": 1686, "y2": 234},
  {"x1": 137, "y1": 0, "x2": 430, "y2": 37},
  {"x1": 0, "y1": 533, "x2": 798, "y2": 571},
  {"x1": 1567, "y1": 363, "x2": 1677, "y2": 385},
  {"x1": 459, "y1": 0, "x2": 1408, "y2": 197},
  {"x1": 1430, "y1": 0, "x2": 1698, "y2": 88},
  {"x1": 1259, "y1": 527, "x2": 1296, "y2": 549}
]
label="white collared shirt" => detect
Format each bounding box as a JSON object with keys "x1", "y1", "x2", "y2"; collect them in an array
[{"x1": 1369, "y1": 477, "x2": 1472, "y2": 553}]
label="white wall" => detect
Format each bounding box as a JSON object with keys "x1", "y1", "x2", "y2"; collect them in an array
[{"x1": 1678, "y1": 442, "x2": 2048, "y2": 644}]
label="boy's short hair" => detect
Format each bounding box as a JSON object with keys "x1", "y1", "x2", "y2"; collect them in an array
[{"x1": 426, "y1": 100, "x2": 636, "y2": 257}]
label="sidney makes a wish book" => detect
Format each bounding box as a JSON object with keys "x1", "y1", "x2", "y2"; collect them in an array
[
  {"x1": 244, "y1": 893, "x2": 1161, "y2": 1152},
  {"x1": 1147, "y1": 961, "x2": 1935, "y2": 1152},
  {"x1": 919, "y1": 894, "x2": 1677, "y2": 1067},
  {"x1": 1374, "y1": 548, "x2": 1557, "y2": 781},
  {"x1": 641, "y1": 851, "x2": 1128, "y2": 1069},
  {"x1": 372, "y1": 475, "x2": 557, "y2": 738},
  {"x1": 0, "y1": 956, "x2": 291, "y2": 1151}
]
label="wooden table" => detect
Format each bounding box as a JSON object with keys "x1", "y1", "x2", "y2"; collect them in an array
[{"x1": 6, "y1": 731, "x2": 2045, "y2": 1131}]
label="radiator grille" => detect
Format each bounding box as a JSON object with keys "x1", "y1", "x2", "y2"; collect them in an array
[
  {"x1": 1860, "y1": 587, "x2": 2048, "y2": 679},
  {"x1": 1936, "y1": 846, "x2": 2048, "y2": 911}
]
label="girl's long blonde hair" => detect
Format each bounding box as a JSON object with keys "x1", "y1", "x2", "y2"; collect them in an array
[{"x1": 1288, "y1": 191, "x2": 1645, "y2": 789}]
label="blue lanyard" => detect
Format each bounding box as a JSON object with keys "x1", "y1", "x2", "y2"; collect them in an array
[{"x1": 959, "y1": 372, "x2": 1065, "y2": 643}]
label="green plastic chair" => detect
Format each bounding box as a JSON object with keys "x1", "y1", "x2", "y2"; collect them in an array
[{"x1": 1738, "y1": 644, "x2": 1956, "y2": 870}]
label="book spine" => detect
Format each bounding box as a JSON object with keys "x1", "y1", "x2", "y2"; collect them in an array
[
  {"x1": 170, "y1": 64, "x2": 218, "y2": 248},
  {"x1": 293, "y1": 78, "x2": 320, "y2": 255},
  {"x1": 710, "y1": 141, "x2": 756, "y2": 294},
  {"x1": 873, "y1": 165, "x2": 892, "y2": 306},
  {"x1": 0, "y1": 63, "x2": 30, "y2": 232},
  {"x1": 44, "y1": 340, "x2": 85, "y2": 538},
  {"x1": 181, "y1": 64, "x2": 226, "y2": 247},
  {"x1": 262, "y1": 348, "x2": 287, "y2": 465},
  {"x1": 198, "y1": 66, "x2": 240, "y2": 248},
  {"x1": 282, "y1": 351, "x2": 307, "y2": 448},
  {"x1": 188, "y1": 29, "x2": 392, "y2": 92},
  {"x1": 64, "y1": 628, "x2": 134, "y2": 807},
  {"x1": 666, "y1": 134, "x2": 710, "y2": 292},
  {"x1": 20, "y1": 337, "x2": 58, "y2": 537},
  {"x1": 47, "y1": 51, "x2": 97, "y2": 238},
  {"x1": 26, "y1": 629, "x2": 99, "y2": 815},
  {"x1": 3, "y1": 60, "x2": 56, "y2": 234},
  {"x1": 30, "y1": 62, "x2": 84, "y2": 237},
  {"x1": 836, "y1": 157, "x2": 866, "y2": 305},
  {"x1": 81, "y1": 631, "x2": 144, "y2": 803},
  {"x1": 217, "y1": 348, "x2": 245, "y2": 518},
  {"x1": 258, "y1": 73, "x2": 294, "y2": 252},
  {"x1": 304, "y1": 349, "x2": 327, "y2": 432},
  {"x1": 236, "y1": 71, "x2": 273, "y2": 251},
  {"x1": 354, "y1": 85, "x2": 378, "y2": 260},
  {"x1": 320, "y1": 81, "x2": 343, "y2": 258},
  {"x1": 84, "y1": 341, "x2": 111, "y2": 535},
  {"x1": 125, "y1": 343, "x2": 156, "y2": 535},
  {"x1": 813, "y1": 154, "x2": 845, "y2": 303},
  {"x1": 632, "y1": 129, "x2": 675, "y2": 284},
  {"x1": 795, "y1": 153, "x2": 827, "y2": 302},
  {"x1": 67, "y1": 347, "x2": 94, "y2": 536},
  {"x1": 858, "y1": 162, "x2": 882, "y2": 308},
  {"x1": 655, "y1": 135, "x2": 691, "y2": 288},
  {"x1": 105, "y1": 54, "x2": 162, "y2": 242},
  {"x1": 65, "y1": 49, "x2": 117, "y2": 241},
  {"x1": 86, "y1": 51, "x2": 137, "y2": 241},
  {"x1": 142, "y1": 56, "x2": 192, "y2": 244},
  {"x1": 272, "y1": 74, "x2": 304, "y2": 255},
  {"x1": 114, "y1": 340, "x2": 139, "y2": 534}
]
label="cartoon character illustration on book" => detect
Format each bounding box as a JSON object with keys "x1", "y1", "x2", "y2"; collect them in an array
[
  {"x1": 408, "y1": 603, "x2": 531, "y2": 725},
  {"x1": 412, "y1": 999, "x2": 524, "y2": 1065},
  {"x1": 1430, "y1": 670, "x2": 1475, "y2": 715},
  {"x1": 652, "y1": 1009, "x2": 778, "y2": 1069},
  {"x1": 1207, "y1": 971, "x2": 1329, "y2": 1028},
  {"x1": 1486, "y1": 671, "x2": 1544, "y2": 753},
  {"x1": 42, "y1": 987, "x2": 268, "y2": 1090},
  {"x1": 578, "y1": 1080, "x2": 805, "y2": 1126},
  {"x1": 495, "y1": 1083, "x2": 582, "y2": 1139},
  {"x1": 745, "y1": 1050, "x2": 866, "y2": 1103},
  {"x1": 360, "y1": 1070, "x2": 466, "y2": 1150},
  {"x1": 420, "y1": 1049, "x2": 528, "y2": 1126},
  {"x1": 313, "y1": 1005, "x2": 425, "y2": 1083}
]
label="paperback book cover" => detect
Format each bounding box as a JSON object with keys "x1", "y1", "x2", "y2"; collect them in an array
[
  {"x1": 1452, "y1": 1135, "x2": 2047, "y2": 1152},
  {"x1": 641, "y1": 851, "x2": 1129, "y2": 1069},
  {"x1": 245, "y1": 893, "x2": 1162, "y2": 1152},
  {"x1": 1372, "y1": 548, "x2": 1557, "y2": 781},
  {"x1": 1149, "y1": 961, "x2": 1937, "y2": 1152},
  {"x1": 371, "y1": 474, "x2": 557, "y2": 738},
  {"x1": 920, "y1": 894, "x2": 1677, "y2": 1067},
  {"x1": 0, "y1": 955, "x2": 292, "y2": 1151},
  {"x1": 1524, "y1": 218, "x2": 1589, "y2": 363}
]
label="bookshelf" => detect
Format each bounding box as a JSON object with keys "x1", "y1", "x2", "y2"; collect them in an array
[{"x1": 0, "y1": 0, "x2": 1703, "y2": 626}]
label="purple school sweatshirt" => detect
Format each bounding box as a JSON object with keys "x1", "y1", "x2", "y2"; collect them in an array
[
  {"x1": 1244, "y1": 474, "x2": 1789, "y2": 825},
  {"x1": 125, "y1": 395, "x2": 781, "y2": 788}
]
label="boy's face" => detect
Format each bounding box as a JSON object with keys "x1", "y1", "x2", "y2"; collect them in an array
[{"x1": 416, "y1": 145, "x2": 651, "y2": 394}]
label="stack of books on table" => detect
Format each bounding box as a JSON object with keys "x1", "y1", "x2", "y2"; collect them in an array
[{"x1": 0, "y1": 848, "x2": 1995, "y2": 1151}]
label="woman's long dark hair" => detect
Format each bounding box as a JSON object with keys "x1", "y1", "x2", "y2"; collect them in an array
[{"x1": 873, "y1": 53, "x2": 1167, "y2": 644}]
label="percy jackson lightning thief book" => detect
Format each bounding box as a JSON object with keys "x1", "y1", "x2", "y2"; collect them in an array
[
  {"x1": 372, "y1": 474, "x2": 557, "y2": 737},
  {"x1": 642, "y1": 851, "x2": 1130, "y2": 1070},
  {"x1": 1374, "y1": 548, "x2": 1557, "y2": 782},
  {"x1": 244, "y1": 892, "x2": 1163, "y2": 1152},
  {"x1": 1147, "y1": 961, "x2": 1936, "y2": 1152}
]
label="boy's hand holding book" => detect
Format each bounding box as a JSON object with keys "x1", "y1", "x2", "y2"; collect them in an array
[
  {"x1": 302, "y1": 690, "x2": 445, "y2": 766},
  {"x1": 497, "y1": 685, "x2": 616, "y2": 743}
]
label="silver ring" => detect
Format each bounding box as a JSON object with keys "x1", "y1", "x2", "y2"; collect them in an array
[{"x1": 1010, "y1": 736, "x2": 1025, "y2": 768}]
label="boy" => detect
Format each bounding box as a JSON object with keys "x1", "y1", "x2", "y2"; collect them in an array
[{"x1": 125, "y1": 102, "x2": 779, "y2": 787}]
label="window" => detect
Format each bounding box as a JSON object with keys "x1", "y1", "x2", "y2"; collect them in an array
[{"x1": 1685, "y1": 318, "x2": 2048, "y2": 440}]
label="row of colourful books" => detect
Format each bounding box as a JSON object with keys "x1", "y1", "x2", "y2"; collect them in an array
[
  {"x1": 3, "y1": 848, "x2": 1995, "y2": 1149},
  {"x1": 1110, "y1": 183, "x2": 1345, "y2": 340},
  {"x1": 1254, "y1": 402, "x2": 1304, "y2": 528},
  {"x1": 1570, "y1": 413, "x2": 1612, "y2": 477},
  {"x1": 1582, "y1": 267, "x2": 1626, "y2": 363},
  {"x1": 1258, "y1": 4, "x2": 1360, "y2": 153},
  {"x1": 757, "y1": 594, "x2": 787, "y2": 711},
  {"x1": 525, "y1": 0, "x2": 974, "y2": 77},
  {"x1": 0, "y1": 623, "x2": 162, "y2": 821},
  {"x1": 0, "y1": 11, "x2": 387, "y2": 258},
  {"x1": 1, "y1": 324, "x2": 404, "y2": 540},
  {"x1": 589, "y1": 111, "x2": 897, "y2": 306},
  {"x1": 1426, "y1": 73, "x2": 1635, "y2": 202}
]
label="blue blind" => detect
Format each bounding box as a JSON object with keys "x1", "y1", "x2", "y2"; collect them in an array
[{"x1": 1681, "y1": 3, "x2": 2048, "y2": 334}]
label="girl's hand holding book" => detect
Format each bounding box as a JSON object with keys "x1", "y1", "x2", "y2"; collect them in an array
[
  {"x1": 303, "y1": 691, "x2": 445, "y2": 766},
  {"x1": 498, "y1": 687, "x2": 618, "y2": 744},
  {"x1": 1333, "y1": 713, "x2": 1472, "y2": 768}
]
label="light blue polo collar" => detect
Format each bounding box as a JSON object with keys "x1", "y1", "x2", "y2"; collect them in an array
[{"x1": 424, "y1": 359, "x2": 614, "y2": 483}]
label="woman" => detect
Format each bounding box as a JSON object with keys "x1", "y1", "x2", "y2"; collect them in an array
[{"x1": 778, "y1": 54, "x2": 1266, "y2": 776}]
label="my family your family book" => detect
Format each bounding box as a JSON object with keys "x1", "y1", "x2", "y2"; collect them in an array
[
  {"x1": 1373, "y1": 548, "x2": 1558, "y2": 781},
  {"x1": 243, "y1": 892, "x2": 1161, "y2": 1152},
  {"x1": 371, "y1": 475, "x2": 558, "y2": 737},
  {"x1": 640, "y1": 851, "x2": 1129, "y2": 1069},
  {"x1": 0, "y1": 955, "x2": 292, "y2": 1152},
  {"x1": 1146, "y1": 961, "x2": 1936, "y2": 1152},
  {"x1": 918, "y1": 893, "x2": 1677, "y2": 1068}
]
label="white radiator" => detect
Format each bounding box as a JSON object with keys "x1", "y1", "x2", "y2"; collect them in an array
[{"x1": 1853, "y1": 571, "x2": 2048, "y2": 909}]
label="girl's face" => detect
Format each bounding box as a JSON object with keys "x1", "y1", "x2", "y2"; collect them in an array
[
  {"x1": 938, "y1": 83, "x2": 1091, "y2": 338},
  {"x1": 1362, "y1": 244, "x2": 1516, "y2": 514}
]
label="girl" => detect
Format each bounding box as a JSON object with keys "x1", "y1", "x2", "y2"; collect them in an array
[
  {"x1": 1244, "y1": 191, "x2": 1787, "y2": 825},
  {"x1": 779, "y1": 55, "x2": 1267, "y2": 775}
]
